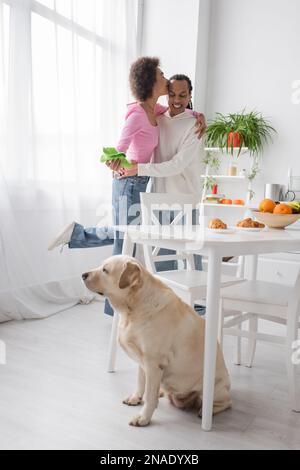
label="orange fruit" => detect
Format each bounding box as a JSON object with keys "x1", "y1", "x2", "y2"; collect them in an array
[
  {"x1": 259, "y1": 198, "x2": 276, "y2": 213},
  {"x1": 233, "y1": 199, "x2": 245, "y2": 205},
  {"x1": 221, "y1": 199, "x2": 232, "y2": 205},
  {"x1": 273, "y1": 203, "x2": 293, "y2": 215}
]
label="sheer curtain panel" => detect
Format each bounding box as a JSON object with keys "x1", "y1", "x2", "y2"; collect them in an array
[{"x1": 0, "y1": 0, "x2": 139, "y2": 321}]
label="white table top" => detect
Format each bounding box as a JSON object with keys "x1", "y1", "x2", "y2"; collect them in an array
[{"x1": 114, "y1": 225, "x2": 300, "y2": 257}]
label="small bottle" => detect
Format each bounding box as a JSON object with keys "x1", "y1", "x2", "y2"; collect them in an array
[{"x1": 212, "y1": 184, "x2": 218, "y2": 194}]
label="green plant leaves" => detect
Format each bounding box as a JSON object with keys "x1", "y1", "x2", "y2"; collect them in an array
[
  {"x1": 204, "y1": 110, "x2": 276, "y2": 156},
  {"x1": 100, "y1": 147, "x2": 132, "y2": 168}
]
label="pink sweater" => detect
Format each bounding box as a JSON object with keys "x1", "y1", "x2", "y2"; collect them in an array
[{"x1": 116, "y1": 103, "x2": 167, "y2": 164}]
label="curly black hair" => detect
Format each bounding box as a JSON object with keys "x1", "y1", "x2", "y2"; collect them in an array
[
  {"x1": 129, "y1": 56, "x2": 160, "y2": 101},
  {"x1": 169, "y1": 74, "x2": 193, "y2": 109}
]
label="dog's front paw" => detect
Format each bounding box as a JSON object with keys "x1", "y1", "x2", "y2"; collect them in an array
[
  {"x1": 123, "y1": 394, "x2": 143, "y2": 406},
  {"x1": 129, "y1": 414, "x2": 150, "y2": 427}
]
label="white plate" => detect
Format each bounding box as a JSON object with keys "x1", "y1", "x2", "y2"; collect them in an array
[
  {"x1": 206, "y1": 227, "x2": 236, "y2": 234},
  {"x1": 235, "y1": 226, "x2": 265, "y2": 232}
]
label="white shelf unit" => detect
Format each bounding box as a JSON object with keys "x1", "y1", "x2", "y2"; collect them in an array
[
  {"x1": 202, "y1": 203, "x2": 253, "y2": 208},
  {"x1": 200, "y1": 175, "x2": 246, "y2": 181},
  {"x1": 204, "y1": 147, "x2": 249, "y2": 154},
  {"x1": 201, "y1": 147, "x2": 253, "y2": 208},
  {"x1": 200, "y1": 147, "x2": 256, "y2": 274},
  {"x1": 201, "y1": 147, "x2": 254, "y2": 228}
]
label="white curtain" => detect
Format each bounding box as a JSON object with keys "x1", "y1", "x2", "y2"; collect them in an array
[{"x1": 0, "y1": 0, "x2": 139, "y2": 322}]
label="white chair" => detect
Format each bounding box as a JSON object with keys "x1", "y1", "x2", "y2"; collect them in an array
[
  {"x1": 219, "y1": 270, "x2": 300, "y2": 411},
  {"x1": 140, "y1": 192, "x2": 244, "y2": 307}
]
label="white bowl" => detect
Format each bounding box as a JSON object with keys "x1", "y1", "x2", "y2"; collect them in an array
[{"x1": 251, "y1": 210, "x2": 300, "y2": 229}]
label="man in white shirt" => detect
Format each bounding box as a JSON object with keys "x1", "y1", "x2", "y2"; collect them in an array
[{"x1": 119, "y1": 74, "x2": 204, "y2": 196}]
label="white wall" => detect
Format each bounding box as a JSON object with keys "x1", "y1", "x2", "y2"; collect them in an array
[
  {"x1": 141, "y1": 0, "x2": 200, "y2": 100},
  {"x1": 205, "y1": 0, "x2": 300, "y2": 202},
  {"x1": 141, "y1": 0, "x2": 300, "y2": 203}
]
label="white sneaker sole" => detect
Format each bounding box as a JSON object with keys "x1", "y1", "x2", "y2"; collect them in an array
[{"x1": 48, "y1": 221, "x2": 76, "y2": 251}]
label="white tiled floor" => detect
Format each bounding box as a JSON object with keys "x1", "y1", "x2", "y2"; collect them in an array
[{"x1": 0, "y1": 301, "x2": 299, "y2": 450}]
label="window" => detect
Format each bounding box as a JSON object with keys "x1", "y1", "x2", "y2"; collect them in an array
[{"x1": 1, "y1": 0, "x2": 139, "y2": 185}]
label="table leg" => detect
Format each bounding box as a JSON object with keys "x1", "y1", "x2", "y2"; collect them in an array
[
  {"x1": 201, "y1": 249, "x2": 222, "y2": 431},
  {"x1": 107, "y1": 232, "x2": 135, "y2": 372}
]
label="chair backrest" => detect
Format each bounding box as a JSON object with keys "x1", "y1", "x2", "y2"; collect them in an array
[
  {"x1": 290, "y1": 266, "x2": 300, "y2": 313},
  {"x1": 140, "y1": 192, "x2": 200, "y2": 273}
]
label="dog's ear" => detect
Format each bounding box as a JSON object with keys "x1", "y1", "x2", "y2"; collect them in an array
[{"x1": 119, "y1": 261, "x2": 142, "y2": 289}]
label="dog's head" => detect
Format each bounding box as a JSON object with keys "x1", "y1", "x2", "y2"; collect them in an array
[{"x1": 82, "y1": 255, "x2": 143, "y2": 301}]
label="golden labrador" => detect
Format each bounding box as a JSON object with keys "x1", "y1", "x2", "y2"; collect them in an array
[{"x1": 82, "y1": 255, "x2": 231, "y2": 426}]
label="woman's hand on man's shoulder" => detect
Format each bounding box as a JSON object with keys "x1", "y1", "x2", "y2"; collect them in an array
[{"x1": 194, "y1": 112, "x2": 207, "y2": 139}]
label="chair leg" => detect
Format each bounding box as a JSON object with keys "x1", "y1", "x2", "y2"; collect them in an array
[
  {"x1": 286, "y1": 311, "x2": 300, "y2": 412},
  {"x1": 107, "y1": 310, "x2": 119, "y2": 373},
  {"x1": 235, "y1": 322, "x2": 242, "y2": 365},
  {"x1": 218, "y1": 299, "x2": 224, "y2": 348},
  {"x1": 245, "y1": 316, "x2": 258, "y2": 368}
]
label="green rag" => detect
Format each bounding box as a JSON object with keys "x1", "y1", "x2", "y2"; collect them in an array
[{"x1": 100, "y1": 147, "x2": 132, "y2": 169}]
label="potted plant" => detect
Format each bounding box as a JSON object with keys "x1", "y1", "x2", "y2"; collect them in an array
[{"x1": 204, "y1": 110, "x2": 276, "y2": 157}]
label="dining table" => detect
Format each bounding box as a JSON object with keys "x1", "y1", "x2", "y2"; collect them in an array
[{"x1": 108, "y1": 224, "x2": 300, "y2": 431}]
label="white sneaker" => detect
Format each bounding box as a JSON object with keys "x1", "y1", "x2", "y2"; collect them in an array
[{"x1": 48, "y1": 221, "x2": 76, "y2": 251}]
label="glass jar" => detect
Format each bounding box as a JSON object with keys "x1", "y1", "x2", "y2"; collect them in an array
[
  {"x1": 228, "y1": 155, "x2": 238, "y2": 176},
  {"x1": 228, "y1": 163, "x2": 237, "y2": 176}
]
